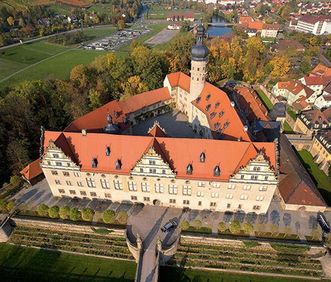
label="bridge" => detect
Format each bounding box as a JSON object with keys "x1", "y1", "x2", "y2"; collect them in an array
[{"x1": 207, "y1": 22, "x2": 234, "y2": 27}]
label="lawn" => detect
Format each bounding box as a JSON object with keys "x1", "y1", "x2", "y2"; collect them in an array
[
  {"x1": 298, "y1": 149, "x2": 331, "y2": 204},
  {"x1": 159, "y1": 266, "x2": 313, "y2": 282},
  {"x1": 255, "y1": 89, "x2": 273, "y2": 110},
  {"x1": 0, "y1": 243, "x2": 136, "y2": 282},
  {"x1": 146, "y1": 7, "x2": 202, "y2": 20},
  {"x1": 283, "y1": 121, "x2": 294, "y2": 133}
]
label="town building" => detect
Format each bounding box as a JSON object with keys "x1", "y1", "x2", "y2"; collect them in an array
[
  {"x1": 261, "y1": 24, "x2": 280, "y2": 38},
  {"x1": 294, "y1": 15, "x2": 331, "y2": 35},
  {"x1": 22, "y1": 25, "x2": 326, "y2": 214},
  {"x1": 272, "y1": 81, "x2": 314, "y2": 105},
  {"x1": 166, "y1": 13, "x2": 194, "y2": 22},
  {"x1": 310, "y1": 131, "x2": 331, "y2": 174},
  {"x1": 315, "y1": 83, "x2": 331, "y2": 110}
]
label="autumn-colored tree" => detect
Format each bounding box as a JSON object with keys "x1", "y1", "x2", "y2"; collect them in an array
[
  {"x1": 88, "y1": 89, "x2": 102, "y2": 109},
  {"x1": 7, "y1": 16, "x2": 14, "y2": 26},
  {"x1": 121, "y1": 75, "x2": 148, "y2": 100},
  {"x1": 269, "y1": 54, "x2": 290, "y2": 78},
  {"x1": 70, "y1": 64, "x2": 88, "y2": 89},
  {"x1": 117, "y1": 19, "x2": 125, "y2": 30}
]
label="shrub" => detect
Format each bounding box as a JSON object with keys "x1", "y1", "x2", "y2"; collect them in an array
[
  {"x1": 69, "y1": 208, "x2": 81, "y2": 221},
  {"x1": 218, "y1": 222, "x2": 227, "y2": 233},
  {"x1": 0, "y1": 199, "x2": 7, "y2": 212},
  {"x1": 59, "y1": 206, "x2": 70, "y2": 219},
  {"x1": 10, "y1": 175, "x2": 21, "y2": 186},
  {"x1": 192, "y1": 219, "x2": 202, "y2": 229},
  {"x1": 116, "y1": 211, "x2": 128, "y2": 225},
  {"x1": 229, "y1": 220, "x2": 241, "y2": 234},
  {"x1": 37, "y1": 204, "x2": 49, "y2": 217},
  {"x1": 242, "y1": 222, "x2": 253, "y2": 234},
  {"x1": 181, "y1": 220, "x2": 190, "y2": 230},
  {"x1": 103, "y1": 210, "x2": 116, "y2": 223},
  {"x1": 6, "y1": 200, "x2": 15, "y2": 212},
  {"x1": 48, "y1": 206, "x2": 59, "y2": 218},
  {"x1": 82, "y1": 208, "x2": 95, "y2": 221}
]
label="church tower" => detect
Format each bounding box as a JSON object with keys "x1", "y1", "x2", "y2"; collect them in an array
[{"x1": 190, "y1": 24, "x2": 208, "y2": 101}]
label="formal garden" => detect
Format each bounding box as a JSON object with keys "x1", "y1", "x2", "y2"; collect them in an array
[{"x1": 171, "y1": 237, "x2": 325, "y2": 278}]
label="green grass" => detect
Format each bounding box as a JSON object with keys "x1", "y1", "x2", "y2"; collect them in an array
[
  {"x1": 283, "y1": 121, "x2": 294, "y2": 133},
  {"x1": 159, "y1": 266, "x2": 313, "y2": 282},
  {"x1": 287, "y1": 106, "x2": 297, "y2": 120},
  {"x1": 255, "y1": 89, "x2": 273, "y2": 110},
  {"x1": 297, "y1": 149, "x2": 331, "y2": 205},
  {"x1": 0, "y1": 243, "x2": 136, "y2": 282}
]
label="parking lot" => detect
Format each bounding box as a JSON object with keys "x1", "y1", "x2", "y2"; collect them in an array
[{"x1": 145, "y1": 28, "x2": 179, "y2": 45}]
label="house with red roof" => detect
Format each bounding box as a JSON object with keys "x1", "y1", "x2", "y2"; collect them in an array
[{"x1": 272, "y1": 81, "x2": 314, "y2": 105}]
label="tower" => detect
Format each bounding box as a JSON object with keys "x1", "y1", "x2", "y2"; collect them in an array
[{"x1": 190, "y1": 24, "x2": 208, "y2": 101}]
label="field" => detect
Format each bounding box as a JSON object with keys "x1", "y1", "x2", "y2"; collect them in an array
[
  {"x1": 146, "y1": 7, "x2": 202, "y2": 20},
  {"x1": 0, "y1": 27, "x2": 114, "y2": 89}
]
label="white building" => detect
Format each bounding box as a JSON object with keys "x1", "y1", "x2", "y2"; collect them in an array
[
  {"x1": 315, "y1": 83, "x2": 331, "y2": 109},
  {"x1": 296, "y1": 15, "x2": 331, "y2": 35}
]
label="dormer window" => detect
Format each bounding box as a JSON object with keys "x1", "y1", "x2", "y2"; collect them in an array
[
  {"x1": 92, "y1": 158, "x2": 98, "y2": 168},
  {"x1": 196, "y1": 97, "x2": 201, "y2": 103},
  {"x1": 224, "y1": 121, "x2": 230, "y2": 129},
  {"x1": 214, "y1": 122, "x2": 220, "y2": 130},
  {"x1": 200, "y1": 152, "x2": 205, "y2": 163},
  {"x1": 186, "y1": 164, "x2": 193, "y2": 175},
  {"x1": 215, "y1": 102, "x2": 220, "y2": 108},
  {"x1": 206, "y1": 94, "x2": 211, "y2": 101},
  {"x1": 210, "y1": 112, "x2": 216, "y2": 119},
  {"x1": 219, "y1": 111, "x2": 224, "y2": 117},
  {"x1": 105, "y1": 146, "x2": 111, "y2": 156},
  {"x1": 205, "y1": 104, "x2": 211, "y2": 111},
  {"x1": 115, "y1": 159, "x2": 122, "y2": 170},
  {"x1": 214, "y1": 166, "x2": 221, "y2": 176}
]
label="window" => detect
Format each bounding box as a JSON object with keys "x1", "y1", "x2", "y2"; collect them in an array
[
  {"x1": 228, "y1": 184, "x2": 236, "y2": 189},
  {"x1": 114, "y1": 180, "x2": 123, "y2": 190},
  {"x1": 210, "y1": 202, "x2": 216, "y2": 207},
  {"x1": 225, "y1": 194, "x2": 233, "y2": 199},
  {"x1": 227, "y1": 203, "x2": 231, "y2": 208},
  {"x1": 90, "y1": 192, "x2": 97, "y2": 197},
  {"x1": 51, "y1": 170, "x2": 58, "y2": 175},
  {"x1": 66, "y1": 180, "x2": 72, "y2": 186},
  {"x1": 243, "y1": 185, "x2": 251, "y2": 191},
  {"x1": 169, "y1": 184, "x2": 177, "y2": 194},
  {"x1": 140, "y1": 168, "x2": 144, "y2": 173},
  {"x1": 69, "y1": 190, "x2": 76, "y2": 195},
  {"x1": 86, "y1": 178, "x2": 96, "y2": 188},
  {"x1": 169, "y1": 199, "x2": 176, "y2": 204},
  {"x1": 240, "y1": 175, "x2": 245, "y2": 179},
  {"x1": 143, "y1": 197, "x2": 150, "y2": 202},
  {"x1": 162, "y1": 169, "x2": 166, "y2": 174},
  {"x1": 155, "y1": 183, "x2": 164, "y2": 193},
  {"x1": 53, "y1": 153, "x2": 59, "y2": 158},
  {"x1": 197, "y1": 191, "x2": 204, "y2": 197},
  {"x1": 198, "y1": 182, "x2": 205, "y2": 187},
  {"x1": 74, "y1": 172, "x2": 80, "y2": 177},
  {"x1": 240, "y1": 194, "x2": 248, "y2": 200},
  {"x1": 211, "y1": 192, "x2": 219, "y2": 198},
  {"x1": 149, "y1": 168, "x2": 156, "y2": 174},
  {"x1": 128, "y1": 181, "x2": 137, "y2": 191},
  {"x1": 55, "y1": 162, "x2": 62, "y2": 166},
  {"x1": 182, "y1": 185, "x2": 191, "y2": 196},
  {"x1": 141, "y1": 182, "x2": 150, "y2": 192},
  {"x1": 211, "y1": 182, "x2": 220, "y2": 188},
  {"x1": 104, "y1": 193, "x2": 112, "y2": 199},
  {"x1": 77, "y1": 181, "x2": 83, "y2": 187},
  {"x1": 264, "y1": 176, "x2": 268, "y2": 180},
  {"x1": 253, "y1": 205, "x2": 261, "y2": 210},
  {"x1": 131, "y1": 196, "x2": 138, "y2": 201},
  {"x1": 256, "y1": 196, "x2": 264, "y2": 201},
  {"x1": 80, "y1": 191, "x2": 87, "y2": 196},
  {"x1": 63, "y1": 171, "x2": 69, "y2": 176},
  {"x1": 259, "y1": 186, "x2": 267, "y2": 191},
  {"x1": 238, "y1": 204, "x2": 242, "y2": 209},
  {"x1": 183, "y1": 200, "x2": 190, "y2": 205},
  {"x1": 198, "y1": 201, "x2": 202, "y2": 206},
  {"x1": 251, "y1": 175, "x2": 258, "y2": 180},
  {"x1": 149, "y1": 160, "x2": 156, "y2": 165},
  {"x1": 58, "y1": 189, "x2": 65, "y2": 194},
  {"x1": 253, "y1": 166, "x2": 261, "y2": 171},
  {"x1": 100, "y1": 179, "x2": 110, "y2": 189},
  {"x1": 55, "y1": 180, "x2": 61, "y2": 185}
]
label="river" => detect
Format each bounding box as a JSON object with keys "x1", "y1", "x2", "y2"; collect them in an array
[{"x1": 207, "y1": 15, "x2": 233, "y2": 37}]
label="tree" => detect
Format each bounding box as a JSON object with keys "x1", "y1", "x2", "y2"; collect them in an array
[
  {"x1": 7, "y1": 16, "x2": 14, "y2": 26},
  {"x1": 81, "y1": 208, "x2": 95, "y2": 221},
  {"x1": 117, "y1": 19, "x2": 125, "y2": 30},
  {"x1": 103, "y1": 210, "x2": 116, "y2": 223},
  {"x1": 37, "y1": 204, "x2": 49, "y2": 217},
  {"x1": 88, "y1": 89, "x2": 102, "y2": 109},
  {"x1": 300, "y1": 55, "x2": 311, "y2": 74},
  {"x1": 121, "y1": 75, "x2": 148, "y2": 100},
  {"x1": 0, "y1": 199, "x2": 7, "y2": 212},
  {"x1": 59, "y1": 206, "x2": 70, "y2": 219},
  {"x1": 229, "y1": 220, "x2": 241, "y2": 234},
  {"x1": 70, "y1": 64, "x2": 88, "y2": 89},
  {"x1": 192, "y1": 219, "x2": 202, "y2": 229},
  {"x1": 218, "y1": 222, "x2": 227, "y2": 233},
  {"x1": 116, "y1": 211, "x2": 128, "y2": 225},
  {"x1": 269, "y1": 55, "x2": 290, "y2": 78},
  {"x1": 48, "y1": 206, "x2": 59, "y2": 218},
  {"x1": 70, "y1": 208, "x2": 81, "y2": 221},
  {"x1": 242, "y1": 222, "x2": 254, "y2": 235},
  {"x1": 181, "y1": 220, "x2": 190, "y2": 230},
  {"x1": 6, "y1": 200, "x2": 15, "y2": 212}
]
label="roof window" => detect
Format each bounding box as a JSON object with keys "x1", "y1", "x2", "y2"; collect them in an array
[
  {"x1": 196, "y1": 97, "x2": 201, "y2": 103},
  {"x1": 115, "y1": 159, "x2": 122, "y2": 170},
  {"x1": 206, "y1": 94, "x2": 211, "y2": 101},
  {"x1": 214, "y1": 122, "x2": 220, "y2": 130},
  {"x1": 205, "y1": 104, "x2": 211, "y2": 111},
  {"x1": 215, "y1": 102, "x2": 220, "y2": 108},
  {"x1": 214, "y1": 166, "x2": 221, "y2": 176},
  {"x1": 224, "y1": 121, "x2": 230, "y2": 129},
  {"x1": 219, "y1": 111, "x2": 224, "y2": 117},
  {"x1": 92, "y1": 158, "x2": 98, "y2": 168},
  {"x1": 210, "y1": 112, "x2": 216, "y2": 119},
  {"x1": 186, "y1": 164, "x2": 193, "y2": 175},
  {"x1": 105, "y1": 146, "x2": 111, "y2": 156},
  {"x1": 200, "y1": 152, "x2": 206, "y2": 163}
]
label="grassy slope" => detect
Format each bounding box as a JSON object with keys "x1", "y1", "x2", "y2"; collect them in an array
[
  {"x1": 255, "y1": 89, "x2": 273, "y2": 110},
  {"x1": 0, "y1": 243, "x2": 136, "y2": 282}
]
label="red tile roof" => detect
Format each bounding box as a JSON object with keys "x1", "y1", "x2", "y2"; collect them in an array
[
  {"x1": 166, "y1": 72, "x2": 191, "y2": 93},
  {"x1": 277, "y1": 81, "x2": 314, "y2": 97},
  {"x1": 302, "y1": 76, "x2": 331, "y2": 86},
  {"x1": 262, "y1": 23, "x2": 280, "y2": 30},
  {"x1": 292, "y1": 97, "x2": 310, "y2": 112},
  {"x1": 20, "y1": 159, "x2": 43, "y2": 181},
  {"x1": 248, "y1": 21, "x2": 264, "y2": 31},
  {"x1": 43, "y1": 131, "x2": 276, "y2": 181},
  {"x1": 239, "y1": 16, "x2": 254, "y2": 25},
  {"x1": 310, "y1": 64, "x2": 331, "y2": 77},
  {"x1": 147, "y1": 122, "x2": 167, "y2": 137},
  {"x1": 299, "y1": 15, "x2": 331, "y2": 25}
]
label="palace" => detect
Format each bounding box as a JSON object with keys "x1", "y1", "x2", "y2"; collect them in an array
[{"x1": 24, "y1": 25, "x2": 325, "y2": 214}]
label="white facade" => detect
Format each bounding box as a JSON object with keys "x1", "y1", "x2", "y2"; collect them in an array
[
  {"x1": 315, "y1": 94, "x2": 331, "y2": 109},
  {"x1": 261, "y1": 28, "x2": 278, "y2": 38},
  {"x1": 296, "y1": 18, "x2": 331, "y2": 35}
]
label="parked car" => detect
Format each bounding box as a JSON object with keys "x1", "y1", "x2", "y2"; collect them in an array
[{"x1": 161, "y1": 220, "x2": 178, "y2": 232}]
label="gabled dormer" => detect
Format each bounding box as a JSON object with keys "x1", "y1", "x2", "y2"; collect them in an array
[
  {"x1": 41, "y1": 140, "x2": 80, "y2": 171},
  {"x1": 230, "y1": 151, "x2": 277, "y2": 185},
  {"x1": 131, "y1": 141, "x2": 176, "y2": 178}
]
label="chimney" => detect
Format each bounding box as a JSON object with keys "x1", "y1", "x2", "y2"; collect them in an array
[{"x1": 82, "y1": 129, "x2": 87, "y2": 136}]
